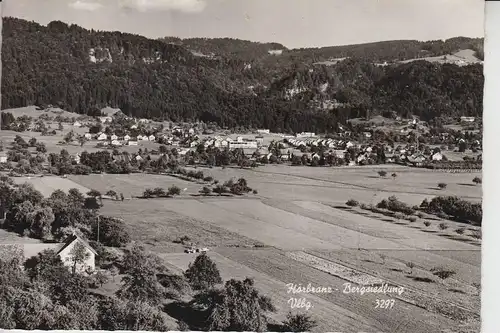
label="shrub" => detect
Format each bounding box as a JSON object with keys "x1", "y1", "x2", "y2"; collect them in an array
[
  {"x1": 438, "y1": 183, "x2": 447, "y2": 189},
  {"x1": 252, "y1": 189, "x2": 258, "y2": 194},
  {"x1": 282, "y1": 312, "x2": 318, "y2": 332},
  {"x1": 376, "y1": 196, "x2": 415, "y2": 215},
  {"x1": 472, "y1": 177, "x2": 482, "y2": 185},
  {"x1": 408, "y1": 216, "x2": 417, "y2": 222},
  {"x1": 378, "y1": 170, "x2": 387, "y2": 177},
  {"x1": 438, "y1": 223, "x2": 449, "y2": 231},
  {"x1": 470, "y1": 230, "x2": 482, "y2": 239},
  {"x1": 391, "y1": 173, "x2": 397, "y2": 178},
  {"x1": 431, "y1": 267, "x2": 456, "y2": 280},
  {"x1": 455, "y1": 228, "x2": 465, "y2": 235},
  {"x1": 346, "y1": 199, "x2": 359, "y2": 207},
  {"x1": 200, "y1": 186, "x2": 211, "y2": 196},
  {"x1": 423, "y1": 221, "x2": 431, "y2": 227},
  {"x1": 167, "y1": 185, "x2": 181, "y2": 196}
]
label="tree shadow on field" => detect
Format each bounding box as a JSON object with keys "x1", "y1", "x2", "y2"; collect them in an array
[
  {"x1": 458, "y1": 183, "x2": 476, "y2": 187},
  {"x1": 366, "y1": 176, "x2": 381, "y2": 179},
  {"x1": 421, "y1": 230, "x2": 438, "y2": 233},
  {"x1": 163, "y1": 301, "x2": 209, "y2": 331},
  {"x1": 390, "y1": 268, "x2": 403, "y2": 273}
]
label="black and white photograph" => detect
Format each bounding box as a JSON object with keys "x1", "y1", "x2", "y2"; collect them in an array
[{"x1": 0, "y1": 0, "x2": 485, "y2": 332}]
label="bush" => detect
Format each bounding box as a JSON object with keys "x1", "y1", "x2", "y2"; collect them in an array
[
  {"x1": 378, "y1": 170, "x2": 387, "y2": 177},
  {"x1": 167, "y1": 185, "x2": 181, "y2": 196},
  {"x1": 423, "y1": 221, "x2": 431, "y2": 227},
  {"x1": 438, "y1": 183, "x2": 447, "y2": 189},
  {"x1": 377, "y1": 196, "x2": 415, "y2": 215},
  {"x1": 455, "y1": 228, "x2": 465, "y2": 235},
  {"x1": 472, "y1": 177, "x2": 482, "y2": 185},
  {"x1": 282, "y1": 312, "x2": 318, "y2": 332},
  {"x1": 470, "y1": 230, "x2": 482, "y2": 239},
  {"x1": 346, "y1": 199, "x2": 359, "y2": 207},
  {"x1": 408, "y1": 216, "x2": 417, "y2": 222},
  {"x1": 431, "y1": 267, "x2": 456, "y2": 280},
  {"x1": 199, "y1": 187, "x2": 211, "y2": 196},
  {"x1": 438, "y1": 222, "x2": 448, "y2": 230}
]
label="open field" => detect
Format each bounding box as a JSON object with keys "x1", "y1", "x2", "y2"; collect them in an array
[
  {"x1": 64, "y1": 161, "x2": 482, "y2": 332},
  {"x1": 12, "y1": 175, "x2": 91, "y2": 197},
  {"x1": 69, "y1": 173, "x2": 202, "y2": 199}
]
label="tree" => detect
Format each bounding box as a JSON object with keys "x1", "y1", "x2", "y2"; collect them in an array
[
  {"x1": 200, "y1": 186, "x2": 211, "y2": 196},
  {"x1": 118, "y1": 245, "x2": 167, "y2": 306},
  {"x1": 192, "y1": 277, "x2": 275, "y2": 331},
  {"x1": 92, "y1": 216, "x2": 130, "y2": 247},
  {"x1": 423, "y1": 221, "x2": 431, "y2": 227},
  {"x1": 28, "y1": 206, "x2": 55, "y2": 239},
  {"x1": 391, "y1": 173, "x2": 397, "y2": 179},
  {"x1": 437, "y1": 183, "x2": 447, "y2": 190},
  {"x1": 405, "y1": 262, "x2": 415, "y2": 275},
  {"x1": 69, "y1": 241, "x2": 91, "y2": 275},
  {"x1": 472, "y1": 176, "x2": 482, "y2": 185},
  {"x1": 167, "y1": 185, "x2": 181, "y2": 196},
  {"x1": 282, "y1": 312, "x2": 318, "y2": 332},
  {"x1": 184, "y1": 253, "x2": 222, "y2": 291},
  {"x1": 78, "y1": 135, "x2": 87, "y2": 147},
  {"x1": 87, "y1": 189, "x2": 102, "y2": 206}
]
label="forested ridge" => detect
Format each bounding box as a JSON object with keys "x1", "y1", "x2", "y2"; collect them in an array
[{"x1": 2, "y1": 17, "x2": 484, "y2": 133}]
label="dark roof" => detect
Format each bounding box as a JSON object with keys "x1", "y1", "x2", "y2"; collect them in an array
[{"x1": 56, "y1": 233, "x2": 98, "y2": 255}]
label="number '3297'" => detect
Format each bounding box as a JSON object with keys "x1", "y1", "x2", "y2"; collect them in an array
[{"x1": 375, "y1": 299, "x2": 395, "y2": 309}]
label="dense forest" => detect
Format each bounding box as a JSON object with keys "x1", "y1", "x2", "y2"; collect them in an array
[{"x1": 1, "y1": 17, "x2": 484, "y2": 133}]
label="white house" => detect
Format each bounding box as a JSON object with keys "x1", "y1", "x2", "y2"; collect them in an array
[
  {"x1": 17, "y1": 234, "x2": 97, "y2": 274},
  {"x1": 73, "y1": 121, "x2": 82, "y2": 128},
  {"x1": 296, "y1": 132, "x2": 316, "y2": 138},
  {"x1": 432, "y1": 152, "x2": 443, "y2": 161},
  {"x1": 135, "y1": 155, "x2": 143, "y2": 161},
  {"x1": 138, "y1": 118, "x2": 150, "y2": 124},
  {"x1": 130, "y1": 125, "x2": 138, "y2": 129},
  {"x1": 99, "y1": 116, "x2": 112, "y2": 124},
  {"x1": 148, "y1": 135, "x2": 155, "y2": 141},
  {"x1": 97, "y1": 133, "x2": 107, "y2": 141},
  {"x1": 188, "y1": 128, "x2": 195, "y2": 135},
  {"x1": 229, "y1": 141, "x2": 258, "y2": 149},
  {"x1": 111, "y1": 134, "x2": 118, "y2": 141},
  {"x1": 128, "y1": 141, "x2": 138, "y2": 146},
  {"x1": 0, "y1": 152, "x2": 8, "y2": 163},
  {"x1": 124, "y1": 135, "x2": 131, "y2": 141},
  {"x1": 236, "y1": 136, "x2": 243, "y2": 143},
  {"x1": 460, "y1": 116, "x2": 475, "y2": 123},
  {"x1": 111, "y1": 140, "x2": 122, "y2": 146},
  {"x1": 190, "y1": 141, "x2": 199, "y2": 148},
  {"x1": 257, "y1": 129, "x2": 270, "y2": 134},
  {"x1": 84, "y1": 133, "x2": 92, "y2": 140}
]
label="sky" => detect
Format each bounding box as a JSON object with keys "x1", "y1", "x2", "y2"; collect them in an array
[{"x1": 1, "y1": 0, "x2": 485, "y2": 48}]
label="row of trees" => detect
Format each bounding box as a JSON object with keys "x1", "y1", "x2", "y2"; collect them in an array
[
  {"x1": 0, "y1": 178, "x2": 130, "y2": 246},
  {"x1": 420, "y1": 196, "x2": 482, "y2": 226}
]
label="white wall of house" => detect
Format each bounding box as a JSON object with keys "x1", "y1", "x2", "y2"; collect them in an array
[{"x1": 58, "y1": 241, "x2": 95, "y2": 274}]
